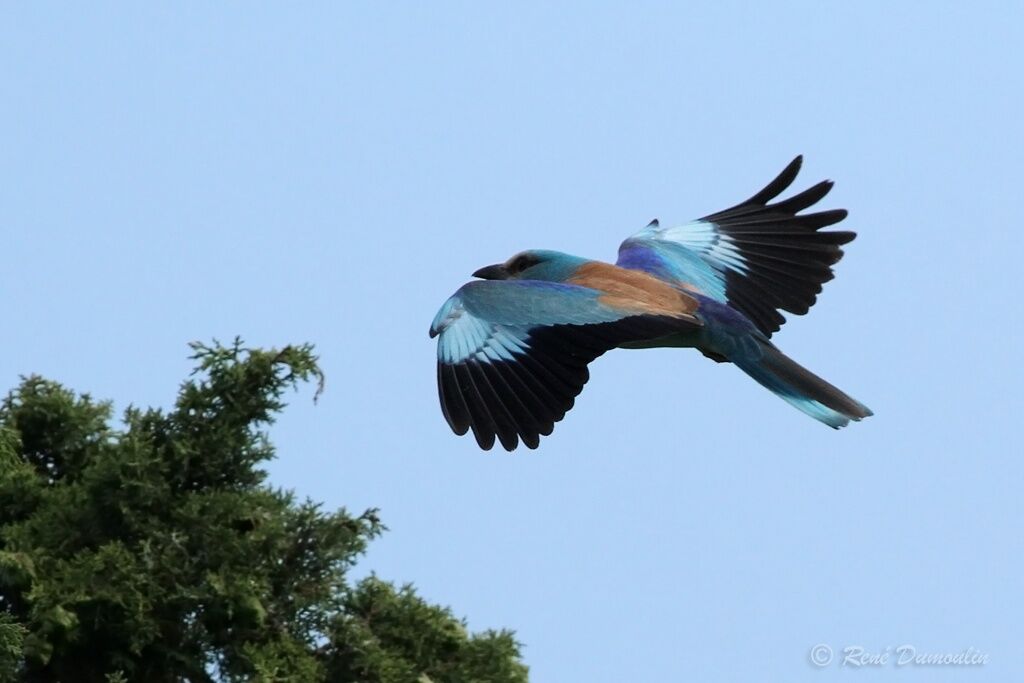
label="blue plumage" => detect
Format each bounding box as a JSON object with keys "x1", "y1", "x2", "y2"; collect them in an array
[{"x1": 432, "y1": 157, "x2": 871, "y2": 450}]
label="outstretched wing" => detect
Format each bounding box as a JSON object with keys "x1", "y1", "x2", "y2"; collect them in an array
[
  {"x1": 430, "y1": 279, "x2": 699, "y2": 451},
  {"x1": 616, "y1": 156, "x2": 855, "y2": 336}
]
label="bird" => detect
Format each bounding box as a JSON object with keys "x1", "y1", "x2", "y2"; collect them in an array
[{"x1": 430, "y1": 156, "x2": 871, "y2": 451}]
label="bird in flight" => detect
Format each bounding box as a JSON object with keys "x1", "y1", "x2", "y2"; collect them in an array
[{"x1": 430, "y1": 156, "x2": 871, "y2": 450}]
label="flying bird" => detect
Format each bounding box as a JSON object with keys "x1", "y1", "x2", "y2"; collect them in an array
[{"x1": 430, "y1": 156, "x2": 871, "y2": 450}]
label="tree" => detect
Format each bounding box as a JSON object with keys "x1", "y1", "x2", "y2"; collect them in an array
[{"x1": 0, "y1": 341, "x2": 527, "y2": 682}]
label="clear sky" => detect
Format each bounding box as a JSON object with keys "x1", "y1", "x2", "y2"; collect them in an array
[{"x1": 3, "y1": 3, "x2": 1021, "y2": 681}]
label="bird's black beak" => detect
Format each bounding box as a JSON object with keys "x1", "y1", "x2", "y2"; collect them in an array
[{"x1": 472, "y1": 263, "x2": 509, "y2": 280}]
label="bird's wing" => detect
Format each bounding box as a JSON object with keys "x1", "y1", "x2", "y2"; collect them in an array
[
  {"x1": 616, "y1": 156, "x2": 854, "y2": 337},
  {"x1": 430, "y1": 279, "x2": 700, "y2": 451}
]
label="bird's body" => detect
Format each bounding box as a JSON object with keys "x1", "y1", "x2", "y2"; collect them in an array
[{"x1": 431, "y1": 157, "x2": 872, "y2": 450}]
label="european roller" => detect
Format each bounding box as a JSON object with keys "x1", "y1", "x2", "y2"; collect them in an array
[{"x1": 430, "y1": 157, "x2": 872, "y2": 450}]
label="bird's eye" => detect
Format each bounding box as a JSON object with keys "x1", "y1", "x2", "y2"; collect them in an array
[{"x1": 509, "y1": 255, "x2": 535, "y2": 273}]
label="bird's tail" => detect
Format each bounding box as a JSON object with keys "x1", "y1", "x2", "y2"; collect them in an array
[{"x1": 731, "y1": 339, "x2": 872, "y2": 428}]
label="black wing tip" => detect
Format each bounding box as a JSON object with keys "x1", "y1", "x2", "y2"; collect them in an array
[
  {"x1": 437, "y1": 352, "x2": 581, "y2": 452},
  {"x1": 739, "y1": 155, "x2": 804, "y2": 208},
  {"x1": 474, "y1": 432, "x2": 496, "y2": 450},
  {"x1": 469, "y1": 429, "x2": 540, "y2": 451},
  {"x1": 758, "y1": 156, "x2": 854, "y2": 210},
  {"x1": 832, "y1": 227, "x2": 855, "y2": 244},
  {"x1": 475, "y1": 434, "x2": 540, "y2": 452},
  {"x1": 710, "y1": 158, "x2": 849, "y2": 227},
  {"x1": 775, "y1": 155, "x2": 804, "y2": 187}
]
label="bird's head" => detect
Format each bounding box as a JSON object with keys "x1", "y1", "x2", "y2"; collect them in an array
[{"x1": 472, "y1": 250, "x2": 586, "y2": 283}]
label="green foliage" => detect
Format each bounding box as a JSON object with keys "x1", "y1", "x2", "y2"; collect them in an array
[{"x1": 0, "y1": 340, "x2": 527, "y2": 682}]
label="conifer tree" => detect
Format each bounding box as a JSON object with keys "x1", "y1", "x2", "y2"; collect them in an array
[{"x1": 0, "y1": 341, "x2": 527, "y2": 682}]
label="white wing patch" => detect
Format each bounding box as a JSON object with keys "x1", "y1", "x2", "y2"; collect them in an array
[
  {"x1": 645, "y1": 220, "x2": 749, "y2": 275},
  {"x1": 436, "y1": 304, "x2": 527, "y2": 365}
]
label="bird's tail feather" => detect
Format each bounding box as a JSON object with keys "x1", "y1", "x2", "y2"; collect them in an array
[{"x1": 731, "y1": 340, "x2": 872, "y2": 428}]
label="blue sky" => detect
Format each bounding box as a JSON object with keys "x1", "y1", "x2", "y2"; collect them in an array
[{"x1": 3, "y1": 3, "x2": 1021, "y2": 680}]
